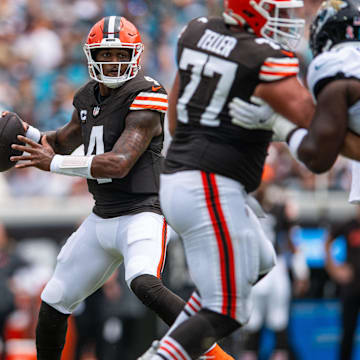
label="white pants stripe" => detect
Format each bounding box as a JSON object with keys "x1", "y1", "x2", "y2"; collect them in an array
[{"x1": 201, "y1": 171, "x2": 237, "y2": 318}]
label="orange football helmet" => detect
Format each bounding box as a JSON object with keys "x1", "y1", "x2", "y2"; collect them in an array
[
  {"x1": 83, "y1": 16, "x2": 144, "y2": 88},
  {"x1": 223, "y1": 0, "x2": 305, "y2": 50}
]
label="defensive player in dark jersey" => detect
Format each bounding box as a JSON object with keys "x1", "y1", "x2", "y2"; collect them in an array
[
  {"x1": 9, "y1": 16, "x2": 233, "y2": 360},
  {"x1": 138, "y1": 1, "x2": 311, "y2": 359}
]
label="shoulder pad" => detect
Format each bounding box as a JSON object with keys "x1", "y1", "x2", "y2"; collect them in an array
[{"x1": 307, "y1": 50, "x2": 345, "y2": 101}]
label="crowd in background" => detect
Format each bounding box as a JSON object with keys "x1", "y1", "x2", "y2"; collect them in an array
[{"x1": 0, "y1": 0, "x2": 221, "y2": 130}]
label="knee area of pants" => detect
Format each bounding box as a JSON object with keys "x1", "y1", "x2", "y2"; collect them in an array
[
  {"x1": 41, "y1": 278, "x2": 65, "y2": 307},
  {"x1": 125, "y1": 256, "x2": 153, "y2": 286},
  {"x1": 130, "y1": 274, "x2": 162, "y2": 303}
]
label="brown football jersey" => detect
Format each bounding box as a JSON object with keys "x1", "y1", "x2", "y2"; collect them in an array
[
  {"x1": 73, "y1": 71, "x2": 168, "y2": 218},
  {"x1": 163, "y1": 16, "x2": 300, "y2": 193}
]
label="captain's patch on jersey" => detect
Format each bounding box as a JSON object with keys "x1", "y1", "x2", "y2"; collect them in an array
[
  {"x1": 80, "y1": 110, "x2": 87, "y2": 123},
  {"x1": 130, "y1": 92, "x2": 168, "y2": 113},
  {"x1": 259, "y1": 57, "x2": 299, "y2": 81}
]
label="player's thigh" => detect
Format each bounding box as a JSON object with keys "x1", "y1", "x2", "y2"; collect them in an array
[
  {"x1": 41, "y1": 213, "x2": 122, "y2": 314},
  {"x1": 161, "y1": 171, "x2": 261, "y2": 323},
  {"x1": 122, "y1": 212, "x2": 168, "y2": 286},
  {"x1": 160, "y1": 171, "x2": 207, "y2": 235}
]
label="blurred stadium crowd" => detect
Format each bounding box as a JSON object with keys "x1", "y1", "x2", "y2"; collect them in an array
[{"x1": 0, "y1": 0, "x2": 358, "y2": 360}]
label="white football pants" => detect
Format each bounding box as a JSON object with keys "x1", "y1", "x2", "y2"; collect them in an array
[
  {"x1": 41, "y1": 211, "x2": 169, "y2": 314},
  {"x1": 244, "y1": 255, "x2": 291, "y2": 332},
  {"x1": 160, "y1": 171, "x2": 276, "y2": 325}
]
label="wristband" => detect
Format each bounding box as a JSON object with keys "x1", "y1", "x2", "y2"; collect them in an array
[
  {"x1": 288, "y1": 128, "x2": 307, "y2": 160},
  {"x1": 25, "y1": 125, "x2": 42, "y2": 143},
  {"x1": 50, "y1": 154, "x2": 95, "y2": 179}
]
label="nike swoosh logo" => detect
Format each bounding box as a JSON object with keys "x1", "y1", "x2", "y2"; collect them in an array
[
  {"x1": 314, "y1": 64, "x2": 325, "y2": 71},
  {"x1": 152, "y1": 86, "x2": 162, "y2": 91}
]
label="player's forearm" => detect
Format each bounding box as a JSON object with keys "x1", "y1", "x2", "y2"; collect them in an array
[
  {"x1": 297, "y1": 143, "x2": 336, "y2": 173},
  {"x1": 291, "y1": 132, "x2": 332, "y2": 173},
  {"x1": 297, "y1": 127, "x2": 347, "y2": 172},
  {"x1": 91, "y1": 152, "x2": 134, "y2": 178},
  {"x1": 43, "y1": 129, "x2": 82, "y2": 155},
  {"x1": 41, "y1": 109, "x2": 82, "y2": 154},
  {"x1": 291, "y1": 114, "x2": 343, "y2": 173},
  {"x1": 42, "y1": 130, "x2": 58, "y2": 151}
]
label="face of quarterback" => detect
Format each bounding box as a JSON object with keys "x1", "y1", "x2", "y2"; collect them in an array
[{"x1": 95, "y1": 48, "x2": 132, "y2": 78}]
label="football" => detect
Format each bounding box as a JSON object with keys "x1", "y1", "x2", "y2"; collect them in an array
[{"x1": 0, "y1": 112, "x2": 26, "y2": 172}]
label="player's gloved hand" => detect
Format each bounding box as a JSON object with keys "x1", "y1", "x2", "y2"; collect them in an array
[
  {"x1": 229, "y1": 96, "x2": 275, "y2": 131},
  {"x1": 229, "y1": 96, "x2": 298, "y2": 141}
]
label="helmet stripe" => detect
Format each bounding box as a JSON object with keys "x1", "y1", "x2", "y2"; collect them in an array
[
  {"x1": 107, "y1": 16, "x2": 116, "y2": 38},
  {"x1": 115, "y1": 16, "x2": 121, "y2": 36}
]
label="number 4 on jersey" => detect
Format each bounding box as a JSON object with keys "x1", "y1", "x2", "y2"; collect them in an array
[{"x1": 87, "y1": 125, "x2": 112, "y2": 184}]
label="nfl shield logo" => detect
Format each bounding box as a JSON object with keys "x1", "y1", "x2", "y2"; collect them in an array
[{"x1": 93, "y1": 106, "x2": 100, "y2": 117}]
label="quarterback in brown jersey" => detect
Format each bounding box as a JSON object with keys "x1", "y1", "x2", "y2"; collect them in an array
[
  {"x1": 138, "y1": 0, "x2": 310, "y2": 359},
  {"x1": 10, "y1": 16, "x2": 232, "y2": 360}
]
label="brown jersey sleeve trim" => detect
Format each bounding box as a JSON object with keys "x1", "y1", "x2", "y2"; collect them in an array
[
  {"x1": 129, "y1": 91, "x2": 168, "y2": 113},
  {"x1": 259, "y1": 56, "x2": 299, "y2": 81}
]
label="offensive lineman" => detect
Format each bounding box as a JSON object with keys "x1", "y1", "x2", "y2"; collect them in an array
[
  {"x1": 9, "y1": 16, "x2": 232, "y2": 360},
  {"x1": 138, "y1": 0, "x2": 313, "y2": 359}
]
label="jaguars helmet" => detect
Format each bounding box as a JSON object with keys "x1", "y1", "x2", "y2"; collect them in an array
[
  {"x1": 223, "y1": 0, "x2": 305, "y2": 50},
  {"x1": 83, "y1": 16, "x2": 144, "y2": 88},
  {"x1": 310, "y1": 0, "x2": 360, "y2": 57}
]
